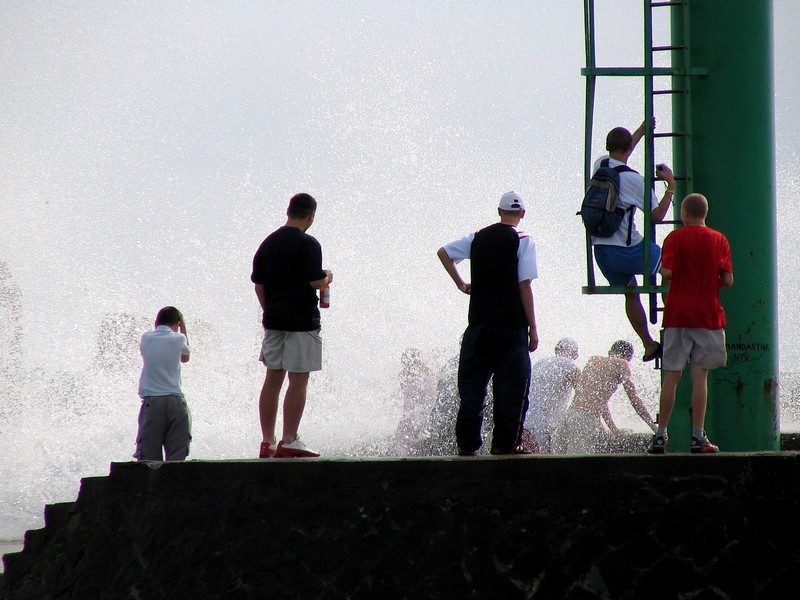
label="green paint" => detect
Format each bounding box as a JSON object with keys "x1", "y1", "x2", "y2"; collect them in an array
[
  {"x1": 582, "y1": 0, "x2": 779, "y2": 451},
  {"x1": 669, "y1": 0, "x2": 778, "y2": 452}
]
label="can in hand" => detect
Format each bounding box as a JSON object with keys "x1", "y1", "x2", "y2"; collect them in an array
[{"x1": 319, "y1": 286, "x2": 330, "y2": 309}]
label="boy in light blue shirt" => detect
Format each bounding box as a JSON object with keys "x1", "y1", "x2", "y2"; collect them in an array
[{"x1": 134, "y1": 306, "x2": 191, "y2": 461}]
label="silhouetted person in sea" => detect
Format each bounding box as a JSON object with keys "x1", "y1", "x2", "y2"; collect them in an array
[
  {"x1": 524, "y1": 337, "x2": 581, "y2": 453},
  {"x1": 394, "y1": 348, "x2": 437, "y2": 455},
  {"x1": 0, "y1": 261, "x2": 23, "y2": 384},
  {"x1": 556, "y1": 340, "x2": 656, "y2": 454},
  {"x1": 94, "y1": 313, "x2": 150, "y2": 375}
]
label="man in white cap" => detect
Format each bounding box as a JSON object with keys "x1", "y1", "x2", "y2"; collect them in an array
[
  {"x1": 523, "y1": 337, "x2": 581, "y2": 453},
  {"x1": 437, "y1": 191, "x2": 539, "y2": 455}
]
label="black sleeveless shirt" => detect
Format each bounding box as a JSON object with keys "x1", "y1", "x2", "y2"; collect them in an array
[{"x1": 468, "y1": 223, "x2": 526, "y2": 329}]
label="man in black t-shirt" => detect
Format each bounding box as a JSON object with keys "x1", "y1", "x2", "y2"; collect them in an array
[
  {"x1": 251, "y1": 193, "x2": 332, "y2": 459},
  {"x1": 437, "y1": 191, "x2": 540, "y2": 455}
]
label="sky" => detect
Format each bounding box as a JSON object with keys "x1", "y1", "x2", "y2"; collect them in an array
[{"x1": 2, "y1": 0, "x2": 797, "y2": 376}]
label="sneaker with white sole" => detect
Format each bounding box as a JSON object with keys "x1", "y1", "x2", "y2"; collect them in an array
[
  {"x1": 648, "y1": 433, "x2": 668, "y2": 454},
  {"x1": 691, "y1": 432, "x2": 719, "y2": 454},
  {"x1": 274, "y1": 436, "x2": 320, "y2": 458},
  {"x1": 259, "y1": 441, "x2": 276, "y2": 459}
]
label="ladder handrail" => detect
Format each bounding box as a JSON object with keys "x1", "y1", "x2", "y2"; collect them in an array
[
  {"x1": 670, "y1": 0, "x2": 693, "y2": 203},
  {"x1": 583, "y1": 0, "x2": 598, "y2": 288},
  {"x1": 643, "y1": 1, "x2": 655, "y2": 291}
]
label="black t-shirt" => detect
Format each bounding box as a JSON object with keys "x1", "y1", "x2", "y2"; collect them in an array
[
  {"x1": 468, "y1": 223, "x2": 526, "y2": 328},
  {"x1": 251, "y1": 226, "x2": 326, "y2": 331}
]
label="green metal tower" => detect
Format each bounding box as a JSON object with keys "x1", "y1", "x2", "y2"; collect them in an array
[
  {"x1": 583, "y1": 0, "x2": 779, "y2": 451},
  {"x1": 674, "y1": 0, "x2": 779, "y2": 451}
]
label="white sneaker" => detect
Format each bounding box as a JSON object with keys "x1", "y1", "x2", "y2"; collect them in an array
[{"x1": 274, "y1": 436, "x2": 320, "y2": 458}]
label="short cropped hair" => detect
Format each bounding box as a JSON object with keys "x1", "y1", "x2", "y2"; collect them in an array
[
  {"x1": 287, "y1": 193, "x2": 317, "y2": 219},
  {"x1": 555, "y1": 337, "x2": 579, "y2": 360},
  {"x1": 609, "y1": 340, "x2": 634, "y2": 360},
  {"x1": 606, "y1": 127, "x2": 633, "y2": 153},
  {"x1": 155, "y1": 306, "x2": 183, "y2": 327},
  {"x1": 682, "y1": 193, "x2": 709, "y2": 220},
  {"x1": 499, "y1": 208, "x2": 524, "y2": 217}
]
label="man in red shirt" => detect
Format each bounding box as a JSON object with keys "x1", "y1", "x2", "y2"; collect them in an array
[{"x1": 648, "y1": 193, "x2": 734, "y2": 454}]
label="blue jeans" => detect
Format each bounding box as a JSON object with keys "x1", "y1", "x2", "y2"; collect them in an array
[{"x1": 456, "y1": 325, "x2": 531, "y2": 453}]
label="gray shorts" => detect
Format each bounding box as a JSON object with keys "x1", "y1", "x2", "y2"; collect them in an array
[
  {"x1": 260, "y1": 329, "x2": 322, "y2": 373},
  {"x1": 662, "y1": 328, "x2": 727, "y2": 371}
]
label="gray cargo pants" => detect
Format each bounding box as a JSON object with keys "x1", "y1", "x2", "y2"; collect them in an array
[{"x1": 134, "y1": 394, "x2": 192, "y2": 461}]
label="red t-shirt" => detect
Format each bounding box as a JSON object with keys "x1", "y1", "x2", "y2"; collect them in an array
[{"x1": 662, "y1": 225, "x2": 732, "y2": 329}]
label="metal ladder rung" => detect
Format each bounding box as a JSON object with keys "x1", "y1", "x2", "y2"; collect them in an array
[
  {"x1": 582, "y1": 285, "x2": 668, "y2": 295},
  {"x1": 651, "y1": 1, "x2": 685, "y2": 6},
  {"x1": 653, "y1": 89, "x2": 686, "y2": 95},
  {"x1": 654, "y1": 132, "x2": 686, "y2": 138},
  {"x1": 652, "y1": 45, "x2": 685, "y2": 52}
]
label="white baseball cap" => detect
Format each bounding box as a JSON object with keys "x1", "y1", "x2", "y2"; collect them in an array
[{"x1": 499, "y1": 191, "x2": 525, "y2": 211}]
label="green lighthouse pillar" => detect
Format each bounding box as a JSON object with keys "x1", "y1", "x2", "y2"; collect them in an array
[{"x1": 674, "y1": 0, "x2": 779, "y2": 451}]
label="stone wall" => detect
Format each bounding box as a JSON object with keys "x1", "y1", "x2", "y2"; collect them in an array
[{"x1": 3, "y1": 453, "x2": 800, "y2": 599}]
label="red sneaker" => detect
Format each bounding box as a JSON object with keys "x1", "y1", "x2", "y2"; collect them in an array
[
  {"x1": 274, "y1": 436, "x2": 320, "y2": 458},
  {"x1": 259, "y1": 441, "x2": 276, "y2": 459},
  {"x1": 691, "y1": 433, "x2": 720, "y2": 454}
]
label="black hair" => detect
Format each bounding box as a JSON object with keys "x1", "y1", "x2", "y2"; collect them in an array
[
  {"x1": 606, "y1": 127, "x2": 633, "y2": 153},
  {"x1": 609, "y1": 340, "x2": 634, "y2": 360},
  {"x1": 155, "y1": 306, "x2": 183, "y2": 327},
  {"x1": 287, "y1": 193, "x2": 317, "y2": 219}
]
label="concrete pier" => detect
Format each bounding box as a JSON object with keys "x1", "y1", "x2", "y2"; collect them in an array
[{"x1": 2, "y1": 453, "x2": 800, "y2": 599}]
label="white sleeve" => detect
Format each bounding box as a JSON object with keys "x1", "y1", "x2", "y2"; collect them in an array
[
  {"x1": 621, "y1": 171, "x2": 659, "y2": 211},
  {"x1": 178, "y1": 333, "x2": 191, "y2": 357},
  {"x1": 517, "y1": 236, "x2": 538, "y2": 282},
  {"x1": 441, "y1": 232, "x2": 475, "y2": 264}
]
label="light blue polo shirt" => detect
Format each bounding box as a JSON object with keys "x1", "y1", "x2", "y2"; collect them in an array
[{"x1": 138, "y1": 326, "x2": 190, "y2": 398}]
